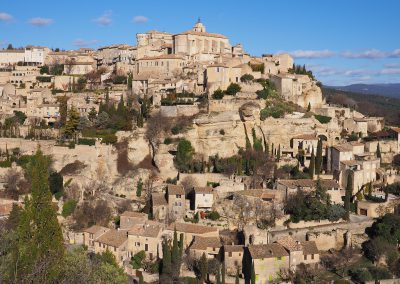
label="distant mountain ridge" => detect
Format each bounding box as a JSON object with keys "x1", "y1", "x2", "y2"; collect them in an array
[{"x1": 327, "y1": 83, "x2": 400, "y2": 98}]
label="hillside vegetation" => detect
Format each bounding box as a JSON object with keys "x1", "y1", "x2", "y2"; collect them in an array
[{"x1": 323, "y1": 87, "x2": 400, "y2": 126}]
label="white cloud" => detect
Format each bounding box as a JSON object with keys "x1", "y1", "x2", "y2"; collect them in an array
[
  {"x1": 94, "y1": 11, "x2": 112, "y2": 26},
  {"x1": 384, "y1": 63, "x2": 400, "y2": 68},
  {"x1": 29, "y1": 17, "x2": 53, "y2": 26},
  {"x1": 133, "y1": 15, "x2": 149, "y2": 24},
  {"x1": 389, "y1": 49, "x2": 400, "y2": 58},
  {"x1": 73, "y1": 39, "x2": 98, "y2": 47},
  {"x1": 285, "y1": 49, "x2": 335, "y2": 59},
  {"x1": 0, "y1": 12, "x2": 13, "y2": 22},
  {"x1": 380, "y1": 68, "x2": 400, "y2": 75},
  {"x1": 341, "y1": 49, "x2": 385, "y2": 59}
]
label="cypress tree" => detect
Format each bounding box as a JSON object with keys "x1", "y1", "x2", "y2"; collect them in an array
[
  {"x1": 162, "y1": 238, "x2": 171, "y2": 276},
  {"x1": 216, "y1": 266, "x2": 221, "y2": 284},
  {"x1": 307, "y1": 102, "x2": 311, "y2": 112},
  {"x1": 222, "y1": 262, "x2": 226, "y2": 284},
  {"x1": 171, "y1": 228, "x2": 181, "y2": 280},
  {"x1": 315, "y1": 139, "x2": 323, "y2": 175},
  {"x1": 200, "y1": 252, "x2": 208, "y2": 284},
  {"x1": 139, "y1": 274, "x2": 144, "y2": 284},
  {"x1": 309, "y1": 148, "x2": 315, "y2": 179},
  {"x1": 251, "y1": 262, "x2": 256, "y2": 284},
  {"x1": 344, "y1": 172, "x2": 353, "y2": 221},
  {"x1": 277, "y1": 144, "x2": 281, "y2": 161},
  {"x1": 9, "y1": 149, "x2": 64, "y2": 282},
  {"x1": 235, "y1": 272, "x2": 240, "y2": 284},
  {"x1": 376, "y1": 143, "x2": 381, "y2": 159},
  {"x1": 271, "y1": 143, "x2": 274, "y2": 157}
]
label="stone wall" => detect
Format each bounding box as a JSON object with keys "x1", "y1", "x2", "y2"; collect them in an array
[{"x1": 160, "y1": 105, "x2": 200, "y2": 117}]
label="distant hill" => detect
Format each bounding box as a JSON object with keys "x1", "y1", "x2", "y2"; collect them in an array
[
  {"x1": 327, "y1": 83, "x2": 400, "y2": 99},
  {"x1": 322, "y1": 87, "x2": 400, "y2": 126}
]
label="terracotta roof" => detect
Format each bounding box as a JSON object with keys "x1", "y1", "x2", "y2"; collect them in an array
[
  {"x1": 276, "y1": 236, "x2": 302, "y2": 251},
  {"x1": 83, "y1": 225, "x2": 109, "y2": 234},
  {"x1": 224, "y1": 245, "x2": 244, "y2": 253},
  {"x1": 237, "y1": 189, "x2": 276, "y2": 199},
  {"x1": 301, "y1": 241, "x2": 319, "y2": 255},
  {"x1": 190, "y1": 236, "x2": 221, "y2": 250},
  {"x1": 169, "y1": 222, "x2": 218, "y2": 234},
  {"x1": 121, "y1": 211, "x2": 148, "y2": 218},
  {"x1": 96, "y1": 229, "x2": 128, "y2": 247},
  {"x1": 332, "y1": 144, "x2": 353, "y2": 152},
  {"x1": 248, "y1": 243, "x2": 289, "y2": 259},
  {"x1": 152, "y1": 192, "x2": 167, "y2": 206},
  {"x1": 128, "y1": 223, "x2": 162, "y2": 238},
  {"x1": 194, "y1": 187, "x2": 213, "y2": 194},
  {"x1": 167, "y1": 184, "x2": 185, "y2": 195},
  {"x1": 177, "y1": 30, "x2": 227, "y2": 39},
  {"x1": 292, "y1": 134, "x2": 318, "y2": 140},
  {"x1": 391, "y1": 127, "x2": 400, "y2": 134}
]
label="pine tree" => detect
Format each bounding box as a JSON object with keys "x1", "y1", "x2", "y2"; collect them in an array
[
  {"x1": 251, "y1": 262, "x2": 256, "y2": 284},
  {"x1": 88, "y1": 107, "x2": 97, "y2": 122},
  {"x1": 376, "y1": 143, "x2": 381, "y2": 159},
  {"x1": 309, "y1": 148, "x2": 315, "y2": 179},
  {"x1": 315, "y1": 139, "x2": 323, "y2": 175},
  {"x1": 9, "y1": 149, "x2": 64, "y2": 282},
  {"x1": 344, "y1": 172, "x2": 353, "y2": 221},
  {"x1": 200, "y1": 252, "x2": 208, "y2": 284}
]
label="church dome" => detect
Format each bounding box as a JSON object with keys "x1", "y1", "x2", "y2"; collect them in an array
[{"x1": 193, "y1": 19, "x2": 206, "y2": 33}]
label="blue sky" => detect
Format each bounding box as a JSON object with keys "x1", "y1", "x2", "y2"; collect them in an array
[{"x1": 1, "y1": 0, "x2": 399, "y2": 85}]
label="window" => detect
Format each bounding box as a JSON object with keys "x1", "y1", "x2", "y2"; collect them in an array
[
  {"x1": 145, "y1": 244, "x2": 149, "y2": 251},
  {"x1": 228, "y1": 252, "x2": 232, "y2": 257},
  {"x1": 304, "y1": 254, "x2": 307, "y2": 260},
  {"x1": 311, "y1": 254, "x2": 314, "y2": 260}
]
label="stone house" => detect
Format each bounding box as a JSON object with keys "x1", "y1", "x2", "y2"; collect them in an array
[
  {"x1": 189, "y1": 236, "x2": 221, "y2": 259},
  {"x1": 82, "y1": 225, "x2": 109, "y2": 250},
  {"x1": 276, "y1": 236, "x2": 320, "y2": 270},
  {"x1": 193, "y1": 186, "x2": 214, "y2": 212},
  {"x1": 205, "y1": 63, "x2": 241, "y2": 94},
  {"x1": 167, "y1": 222, "x2": 219, "y2": 249},
  {"x1": 223, "y1": 245, "x2": 244, "y2": 276},
  {"x1": 94, "y1": 229, "x2": 128, "y2": 264},
  {"x1": 167, "y1": 184, "x2": 186, "y2": 220},
  {"x1": 120, "y1": 211, "x2": 148, "y2": 230},
  {"x1": 127, "y1": 222, "x2": 163, "y2": 260},
  {"x1": 151, "y1": 192, "x2": 168, "y2": 221},
  {"x1": 247, "y1": 243, "x2": 290, "y2": 283}
]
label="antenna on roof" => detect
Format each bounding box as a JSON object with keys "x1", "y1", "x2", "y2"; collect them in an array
[{"x1": 197, "y1": 17, "x2": 201, "y2": 23}]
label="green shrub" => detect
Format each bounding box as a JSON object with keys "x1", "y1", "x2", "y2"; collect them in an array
[
  {"x1": 77, "y1": 138, "x2": 96, "y2": 146},
  {"x1": 164, "y1": 137, "x2": 172, "y2": 144},
  {"x1": 207, "y1": 211, "x2": 220, "y2": 221},
  {"x1": 171, "y1": 125, "x2": 183, "y2": 135},
  {"x1": 130, "y1": 250, "x2": 146, "y2": 269},
  {"x1": 0, "y1": 160, "x2": 12, "y2": 168},
  {"x1": 240, "y1": 74, "x2": 254, "y2": 82},
  {"x1": 62, "y1": 199, "x2": 77, "y2": 217},
  {"x1": 212, "y1": 89, "x2": 224, "y2": 100},
  {"x1": 314, "y1": 115, "x2": 332, "y2": 124},
  {"x1": 101, "y1": 134, "x2": 118, "y2": 145},
  {"x1": 226, "y1": 83, "x2": 241, "y2": 96}
]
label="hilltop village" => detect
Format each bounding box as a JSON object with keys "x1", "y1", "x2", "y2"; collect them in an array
[{"x1": 1, "y1": 21, "x2": 400, "y2": 284}]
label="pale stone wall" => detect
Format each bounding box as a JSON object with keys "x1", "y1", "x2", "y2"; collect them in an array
[{"x1": 160, "y1": 105, "x2": 199, "y2": 117}]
